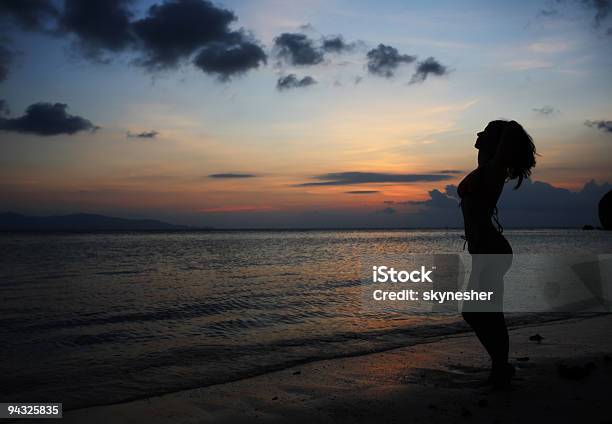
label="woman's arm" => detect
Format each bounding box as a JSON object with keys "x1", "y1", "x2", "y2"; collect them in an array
[
  {"x1": 482, "y1": 120, "x2": 519, "y2": 184},
  {"x1": 490, "y1": 121, "x2": 520, "y2": 171}
]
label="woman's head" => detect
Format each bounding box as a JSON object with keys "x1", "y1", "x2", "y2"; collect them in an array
[{"x1": 476, "y1": 120, "x2": 537, "y2": 189}]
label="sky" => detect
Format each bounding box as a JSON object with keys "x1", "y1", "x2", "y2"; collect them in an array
[{"x1": 0, "y1": 0, "x2": 611, "y2": 228}]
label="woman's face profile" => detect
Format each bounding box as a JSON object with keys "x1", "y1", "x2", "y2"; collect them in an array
[{"x1": 475, "y1": 126, "x2": 493, "y2": 166}]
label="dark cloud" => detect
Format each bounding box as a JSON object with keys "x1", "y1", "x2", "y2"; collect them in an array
[
  {"x1": 296, "y1": 171, "x2": 454, "y2": 187},
  {"x1": 538, "y1": 0, "x2": 611, "y2": 33},
  {"x1": 383, "y1": 200, "x2": 395, "y2": 204},
  {"x1": 0, "y1": 43, "x2": 14, "y2": 82},
  {"x1": 403, "y1": 179, "x2": 612, "y2": 228},
  {"x1": 276, "y1": 74, "x2": 316, "y2": 90},
  {"x1": 0, "y1": 0, "x2": 59, "y2": 31},
  {"x1": 193, "y1": 37, "x2": 266, "y2": 80},
  {"x1": 132, "y1": 0, "x2": 238, "y2": 70},
  {"x1": 270, "y1": 30, "x2": 359, "y2": 69},
  {"x1": 377, "y1": 207, "x2": 396, "y2": 215},
  {"x1": 0, "y1": 102, "x2": 98, "y2": 136},
  {"x1": 274, "y1": 33, "x2": 324, "y2": 66},
  {"x1": 533, "y1": 105, "x2": 559, "y2": 115},
  {"x1": 366, "y1": 44, "x2": 416, "y2": 78},
  {"x1": 499, "y1": 179, "x2": 607, "y2": 213},
  {"x1": 127, "y1": 130, "x2": 158, "y2": 138},
  {"x1": 409, "y1": 57, "x2": 449, "y2": 84},
  {"x1": 321, "y1": 35, "x2": 355, "y2": 53},
  {"x1": 401, "y1": 188, "x2": 459, "y2": 208},
  {"x1": 209, "y1": 173, "x2": 256, "y2": 178},
  {"x1": 60, "y1": 0, "x2": 135, "y2": 56},
  {"x1": 437, "y1": 169, "x2": 463, "y2": 174},
  {"x1": 0, "y1": 99, "x2": 9, "y2": 115},
  {"x1": 346, "y1": 190, "x2": 380, "y2": 194},
  {"x1": 584, "y1": 0, "x2": 611, "y2": 26},
  {"x1": 2, "y1": 0, "x2": 267, "y2": 80},
  {"x1": 585, "y1": 119, "x2": 612, "y2": 133}
]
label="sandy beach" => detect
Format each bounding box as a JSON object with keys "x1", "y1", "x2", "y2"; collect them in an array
[{"x1": 63, "y1": 314, "x2": 612, "y2": 424}]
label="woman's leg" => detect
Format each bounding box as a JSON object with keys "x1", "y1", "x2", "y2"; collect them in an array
[
  {"x1": 461, "y1": 311, "x2": 508, "y2": 367},
  {"x1": 462, "y1": 254, "x2": 513, "y2": 384}
]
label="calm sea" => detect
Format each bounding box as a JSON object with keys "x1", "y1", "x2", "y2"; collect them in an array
[{"x1": 1, "y1": 229, "x2": 610, "y2": 409}]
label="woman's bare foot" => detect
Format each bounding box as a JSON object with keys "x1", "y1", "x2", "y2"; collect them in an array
[{"x1": 487, "y1": 363, "x2": 516, "y2": 388}]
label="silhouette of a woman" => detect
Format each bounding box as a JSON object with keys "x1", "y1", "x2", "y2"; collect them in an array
[{"x1": 458, "y1": 120, "x2": 536, "y2": 387}]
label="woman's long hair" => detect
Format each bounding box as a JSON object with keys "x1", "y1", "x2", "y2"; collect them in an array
[{"x1": 487, "y1": 120, "x2": 537, "y2": 189}]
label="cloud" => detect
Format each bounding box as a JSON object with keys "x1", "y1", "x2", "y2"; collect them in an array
[
  {"x1": 585, "y1": 0, "x2": 611, "y2": 26},
  {"x1": 409, "y1": 57, "x2": 449, "y2": 84},
  {"x1": 401, "y1": 187, "x2": 459, "y2": 208},
  {"x1": 0, "y1": 102, "x2": 98, "y2": 136},
  {"x1": 0, "y1": 43, "x2": 14, "y2": 82},
  {"x1": 193, "y1": 37, "x2": 266, "y2": 81},
  {"x1": 533, "y1": 105, "x2": 560, "y2": 115},
  {"x1": 296, "y1": 171, "x2": 454, "y2": 187},
  {"x1": 0, "y1": 0, "x2": 59, "y2": 31},
  {"x1": 127, "y1": 130, "x2": 158, "y2": 138},
  {"x1": 321, "y1": 35, "x2": 355, "y2": 53},
  {"x1": 274, "y1": 33, "x2": 324, "y2": 66},
  {"x1": 129, "y1": 0, "x2": 267, "y2": 77},
  {"x1": 584, "y1": 119, "x2": 612, "y2": 133},
  {"x1": 437, "y1": 169, "x2": 463, "y2": 174},
  {"x1": 1, "y1": 0, "x2": 267, "y2": 80},
  {"x1": 403, "y1": 179, "x2": 612, "y2": 227},
  {"x1": 132, "y1": 0, "x2": 239, "y2": 70},
  {"x1": 60, "y1": 0, "x2": 134, "y2": 57},
  {"x1": 209, "y1": 173, "x2": 256, "y2": 178},
  {"x1": 276, "y1": 74, "x2": 316, "y2": 90},
  {"x1": 366, "y1": 44, "x2": 416, "y2": 78},
  {"x1": 271, "y1": 33, "x2": 359, "y2": 70},
  {"x1": 537, "y1": 0, "x2": 612, "y2": 34},
  {"x1": 346, "y1": 190, "x2": 380, "y2": 194}
]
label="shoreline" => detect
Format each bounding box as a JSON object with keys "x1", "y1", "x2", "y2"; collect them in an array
[
  {"x1": 63, "y1": 314, "x2": 612, "y2": 423},
  {"x1": 56, "y1": 313, "x2": 587, "y2": 412}
]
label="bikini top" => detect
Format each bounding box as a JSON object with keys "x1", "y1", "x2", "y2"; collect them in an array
[
  {"x1": 458, "y1": 167, "x2": 495, "y2": 202},
  {"x1": 457, "y1": 167, "x2": 504, "y2": 249}
]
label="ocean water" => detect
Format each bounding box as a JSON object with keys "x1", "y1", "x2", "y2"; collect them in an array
[{"x1": 1, "y1": 229, "x2": 610, "y2": 410}]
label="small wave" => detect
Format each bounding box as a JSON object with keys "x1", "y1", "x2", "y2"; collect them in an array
[
  {"x1": 63, "y1": 331, "x2": 130, "y2": 347},
  {"x1": 24, "y1": 298, "x2": 250, "y2": 331},
  {"x1": 95, "y1": 270, "x2": 147, "y2": 276}
]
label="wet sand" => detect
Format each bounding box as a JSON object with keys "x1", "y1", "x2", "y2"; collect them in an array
[{"x1": 64, "y1": 314, "x2": 612, "y2": 423}]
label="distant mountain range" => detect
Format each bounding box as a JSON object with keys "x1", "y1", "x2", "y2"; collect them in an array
[{"x1": 0, "y1": 212, "x2": 199, "y2": 231}]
